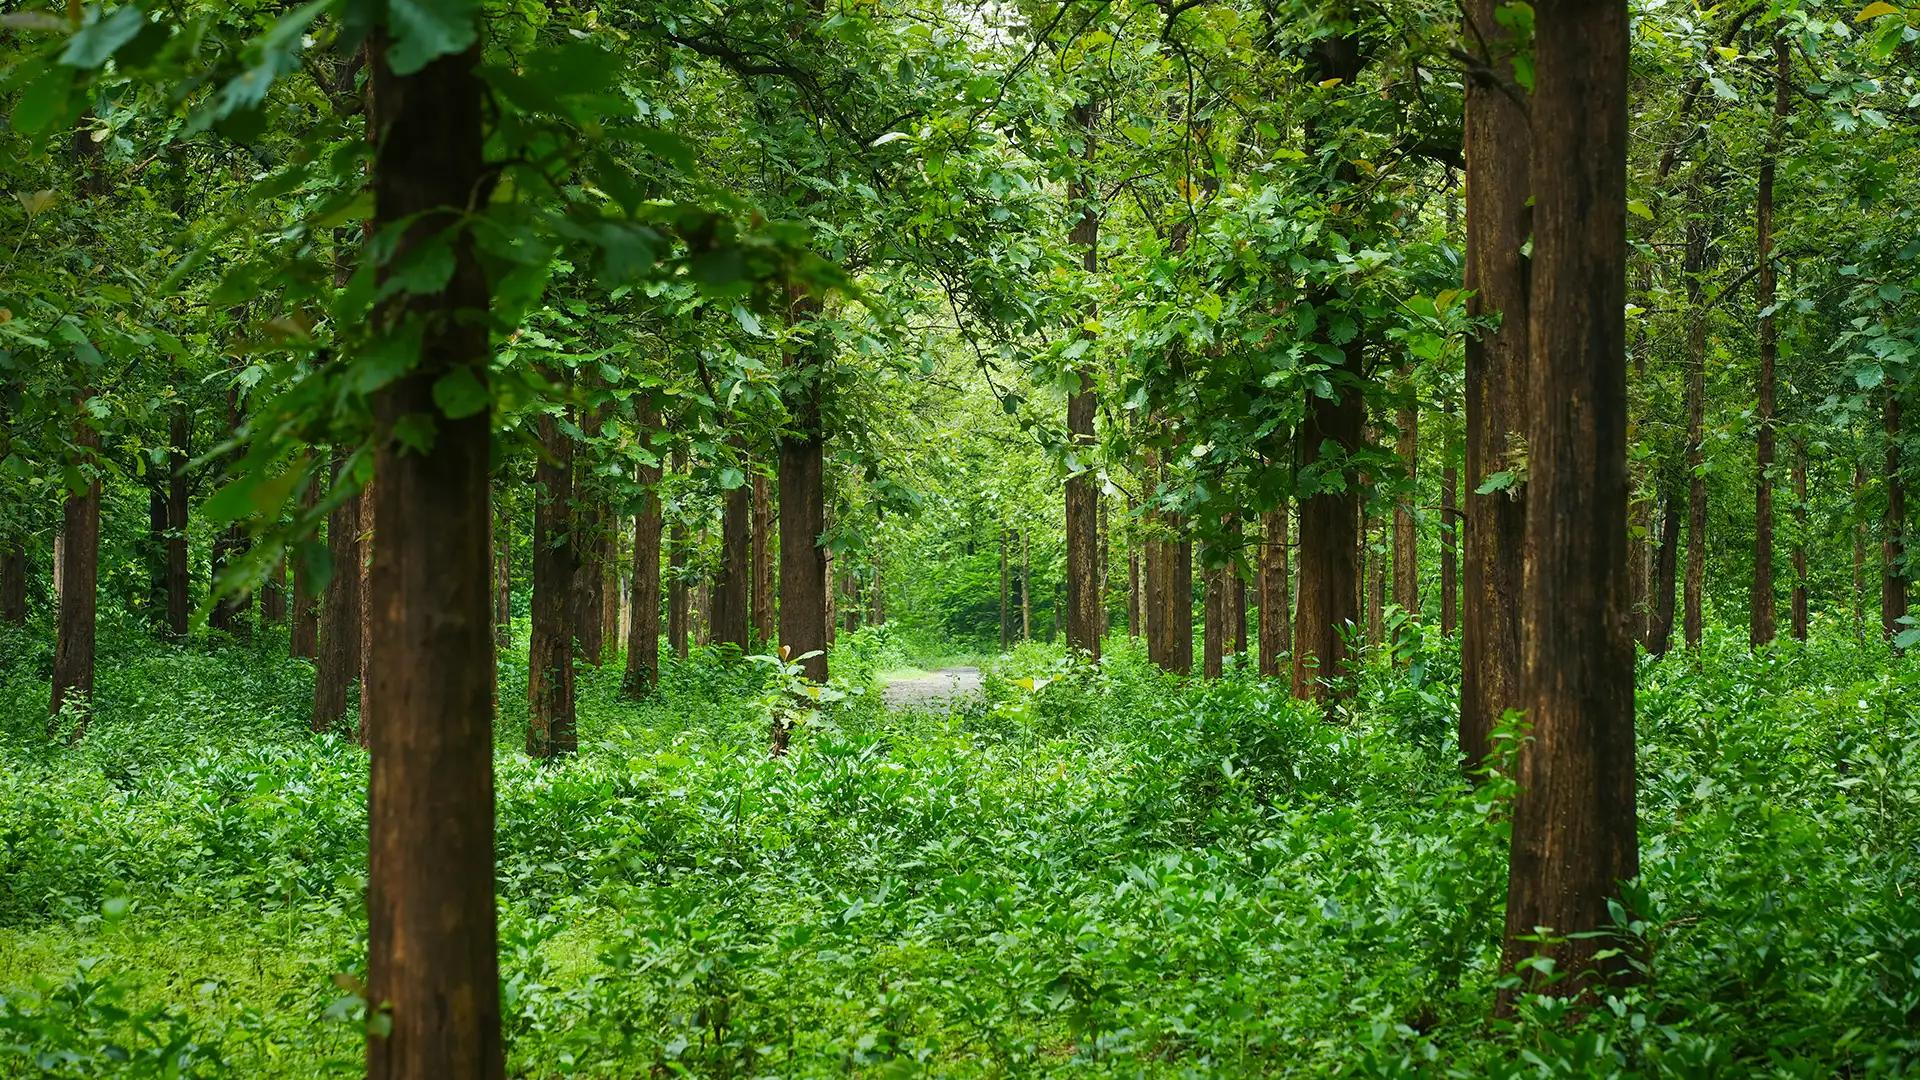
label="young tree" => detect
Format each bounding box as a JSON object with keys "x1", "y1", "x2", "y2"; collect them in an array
[
  {"x1": 528, "y1": 410, "x2": 577, "y2": 757},
  {"x1": 1063, "y1": 100, "x2": 1103, "y2": 660},
  {"x1": 623, "y1": 414, "x2": 666, "y2": 697},
  {"x1": 1501, "y1": 0, "x2": 1638, "y2": 1003},
  {"x1": 1750, "y1": 36, "x2": 1790, "y2": 648}
]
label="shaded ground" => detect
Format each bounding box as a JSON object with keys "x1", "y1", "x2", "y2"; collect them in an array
[{"x1": 879, "y1": 666, "x2": 982, "y2": 710}]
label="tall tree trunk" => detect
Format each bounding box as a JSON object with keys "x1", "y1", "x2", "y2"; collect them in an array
[
  {"x1": 357, "y1": 481, "x2": 375, "y2": 740},
  {"x1": 999, "y1": 525, "x2": 1011, "y2": 649},
  {"x1": 1367, "y1": 515, "x2": 1385, "y2": 644},
  {"x1": 1441, "y1": 440, "x2": 1459, "y2": 635},
  {"x1": 1628, "y1": 488, "x2": 1652, "y2": 644},
  {"x1": 1750, "y1": 37, "x2": 1788, "y2": 648},
  {"x1": 1461, "y1": 0, "x2": 1531, "y2": 765},
  {"x1": 50, "y1": 393, "x2": 100, "y2": 724},
  {"x1": 1884, "y1": 393, "x2": 1906, "y2": 639},
  {"x1": 1683, "y1": 201, "x2": 1710, "y2": 651},
  {"x1": 1648, "y1": 470, "x2": 1682, "y2": 656},
  {"x1": 1394, "y1": 395, "x2": 1419, "y2": 617},
  {"x1": 493, "y1": 507, "x2": 511, "y2": 647},
  {"x1": 751, "y1": 471, "x2": 774, "y2": 645},
  {"x1": 712, "y1": 462, "x2": 751, "y2": 651},
  {"x1": 1126, "y1": 496, "x2": 1142, "y2": 637},
  {"x1": 1203, "y1": 550, "x2": 1226, "y2": 679},
  {"x1": 291, "y1": 481, "x2": 320, "y2": 658},
  {"x1": 363, "y1": 30, "x2": 503, "y2": 1077},
  {"x1": 1791, "y1": 440, "x2": 1808, "y2": 640},
  {"x1": 1501, "y1": 0, "x2": 1638, "y2": 1005},
  {"x1": 210, "y1": 385, "x2": 251, "y2": 634},
  {"x1": 1020, "y1": 530, "x2": 1032, "y2": 642},
  {"x1": 1259, "y1": 505, "x2": 1290, "y2": 676},
  {"x1": 668, "y1": 451, "x2": 690, "y2": 659},
  {"x1": 623, "y1": 423, "x2": 665, "y2": 698},
  {"x1": 313, "y1": 452, "x2": 363, "y2": 733},
  {"x1": 262, "y1": 559, "x2": 287, "y2": 623},
  {"x1": 779, "y1": 290, "x2": 830, "y2": 682},
  {"x1": 1064, "y1": 105, "x2": 1103, "y2": 660},
  {"x1": 527, "y1": 412, "x2": 577, "y2": 758},
  {"x1": 0, "y1": 543, "x2": 25, "y2": 626},
  {"x1": 572, "y1": 470, "x2": 608, "y2": 667}
]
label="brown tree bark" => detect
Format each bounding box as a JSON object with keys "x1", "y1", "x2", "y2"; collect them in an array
[
  {"x1": 493, "y1": 508, "x2": 511, "y2": 648},
  {"x1": 210, "y1": 383, "x2": 252, "y2": 635},
  {"x1": 999, "y1": 525, "x2": 1012, "y2": 649},
  {"x1": 290, "y1": 482, "x2": 320, "y2": 658},
  {"x1": 1290, "y1": 36, "x2": 1367, "y2": 701},
  {"x1": 1683, "y1": 204, "x2": 1710, "y2": 651},
  {"x1": 1501, "y1": 0, "x2": 1638, "y2": 1005},
  {"x1": 623, "y1": 422, "x2": 665, "y2": 698},
  {"x1": 1202, "y1": 547, "x2": 1227, "y2": 680},
  {"x1": 1750, "y1": 37, "x2": 1789, "y2": 648},
  {"x1": 572, "y1": 475, "x2": 608, "y2": 667},
  {"x1": 50, "y1": 395, "x2": 100, "y2": 723},
  {"x1": 1394, "y1": 396, "x2": 1419, "y2": 617},
  {"x1": 527, "y1": 412, "x2": 577, "y2": 758},
  {"x1": 1790, "y1": 440, "x2": 1808, "y2": 640},
  {"x1": 1258, "y1": 505, "x2": 1290, "y2": 676},
  {"x1": 0, "y1": 545, "x2": 23, "y2": 626},
  {"x1": 711, "y1": 461, "x2": 751, "y2": 651},
  {"x1": 1461, "y1": 0, "x2": 1531, "y2": 765},
  {"x1": 357, "y1": 482, "x2": 375, "y2": 739},
  {"x1": 779, "y1": 290, "x2": 830, "y2": 682},
  {"x1": 1126, "y1": 495, "x2": 1142, "y2": 637},
  {"x1": 1064, "y1": 104, "x2": 1103, "y2": 660},
  {"x1": 751, "y1": 471, "x2": 774, "y2": 645},
  {"x1": 313, "y1": 453, "x2": 362, "y2": 733},
  {"x1": 1884, "y1": 393, "x2": 1906, "y2": 640},
  {"x1": 668, "y1": 450, "x2": 690, "y2": 659},
  {"x1": 1648, "y1": 471, "x2": 1682, "y2": 656},
  {"x1": 363, "y1": 31, "x2": 503, "y2": 1078},
  {"x1": 1020, "y1": 530, "x2": 1033, "y2": 642},
  {"x1": 262, "y1": 559, "x2": 287, "y2": 623},
  {"x1": 1441, "y1": 450, "x2": 1458, "y2": 635}
]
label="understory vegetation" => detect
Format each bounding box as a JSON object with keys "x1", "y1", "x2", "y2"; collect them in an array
[{"x1": 3, "y1": 623, "x2": 1915, "y2": 1077}]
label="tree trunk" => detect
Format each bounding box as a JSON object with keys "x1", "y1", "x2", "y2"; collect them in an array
[
  {"x1": 668, "y1": 450, "x2": 690, "y2": 659},
  {"x1": 1855, "y1": 457, "x2": 1867, "y2": 641},
  {"x1": 1020, "y1": 530, "x2": 1032, "y2": 642},
  {"x1": 1501, "y1": 0, "x2": 1638, "y2": 1006},
  {"x1": 493, "y1": 508, "x2": 512, "y2": 648},
  {"x1": 1394, "y1": 397, "x2": 1419, "y2": 617},
  {"x1": 1648, "y1": 470, "x2": 1682, "y2": 656},
  {"x1": 1367, "y1": 514, "x2": 1385, "y2": 644},
  {"x1": 1259, "y1": 506, "x2": 1290, "y2": 676},
  {"x1": 210, "y1": 385, "x2": 251, "y2": 635},
  {"x1": 1790, "y1": 440, "x2": 1808, "y2": 640},
  {"x1": 712, "y1": 462, "x2": 751, "y2": 651},
  {"x1": 0, "y1": 543, "x2": 25, "y2": 626},
  {"x1": 1441, "y1": 449, "x2": 1458, "y2": 635},
  {"x1": 313, "y1": 452, "x2": 363, "y2": 733},
  {"x1": 1144, "y1": 451, "x2": 1174, "y2": 668},
  {"x1": 363, "y1": 31, "x2": 503, "y2": 1078},
  {"x1": 357, "y1": 482, "x2": 375, "y2": 739},
  {"x1": 1064, "y1": 106, "x2": 1102, "y2": 660},
  {"x1": 998, "y1": 526, "x2": 1011, "y2": 649},
  {"x1": 1628, "y1": 489, "x2": 1652, "y2": 644},
  {"x1": 1750, "y1": 37, "x2": 1788, "y2": 648},
  {"x1": 50, "y1": 395, "x2": 100, "y2": 724},
  {"x1": 572, "y1": 472, "x2": 608, "y2": 667},
  {"x1": 1681, "y1": 186, "x2": 1711, "y2": 651},
  {"x1": 751, "y1": 471, "x2": 774, "y2": 646},
  {"x1": 1202, "y1": 549, "x2": 1226, "y2": 679},
  {"x1": 262, "y1": 558, "x2": 287, "y2": 623},
  {"x1": 527, "y1": 412, "x2": 577, "y2": 758},
  {"x1": 1461, "y1": 0, "x2": 1531, "y2": 764},
  {"x1": 1884, "y1": 393, "x2": 1906, "y2": 640},
  {"x1": 290, "y1": 479, "x2": 320, "y2": 658},
  {"x1": 623, "y1": 423, "x2": 665, "y2": 697},
  {"x1": 779, "y1": 290, "x2": 830, "y2": 682}
]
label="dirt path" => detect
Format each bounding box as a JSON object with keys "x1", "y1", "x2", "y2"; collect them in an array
[{"x1": 880, "y1": 667, "x2": 983, "y2": 710}]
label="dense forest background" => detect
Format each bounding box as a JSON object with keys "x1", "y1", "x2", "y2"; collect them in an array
[{"x1": 1, "y1": 0, "x2": 1918, "y2": 1076}]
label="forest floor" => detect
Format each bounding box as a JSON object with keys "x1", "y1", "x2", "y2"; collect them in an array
[{"x1": 879, "y1": 665, "x2": 983, "y2": 710}]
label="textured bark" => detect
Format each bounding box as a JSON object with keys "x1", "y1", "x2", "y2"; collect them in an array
[
  {"x1": 1501, "y1": 0, "x2": 1638, "y2": 1005},
  {"x1": 357, "y1": 482, "x2": 375, "y2": 738},
  {"x1": 623, "y1": 423, "x2": 665, "y2": 698},
  {"x1": 1440, "y1": 453, "x2": 1458, "y2": 635},
  {"x1": 1393, "y1": 397, "x2": 1419, "y2": 617},
  {"x1": 363, "y1": 32, "x2": 503, "y2": 1078},
  {"x1": 668, "y1": 451, "x2": 690, "y2": 659},
  {"x1": 313, "y1": 453, "x2": 362, "y2": 733},
  {"x1": 50, "y1": 396, "x2": 100, "y2": 723},
  {"x1": 998, "y1": 526, "x2": 1011, "y2": 648},
  {"x1": 1290, "y1": 36, "x2": 1367, "y2": 701},
  {"x1": 1203, "y1": 554, "x2": 1226, "y2": 680},
  {"x1": 1171, "y1": 532, "x2": 1193, "y2": 673},
  {"x1": 493, "y1": 510, "x2": 512, "y2": 648},
  {"x1": 1683, "y1": 205, "x2": 1710, "y2": 651},
  {"x1": 1367, "y1": 513, "x2": 1385, "y2": 645},
  {"x1": 527, "y1": 412, "x2": 577, "y2": 758},
  {"x1": 0, "y1": 543, "x2": 25, "y2": 625},
  {"x1": 1884, "y1": 393, "x2": 1906, "y2": 640},
  {"x1": 712, "y1": 456, "x2": 751, "y2": 651},
  {"x1": 1126, "y1": 496, "x2": 1142, "y2": 637},
  {"x1": 1143, "y1": 451, "x2": 1175, "y2": 668},
  {"x1": 1064, "y1": 104, "x2": 1103, "y2": 659},
  {"x1": 1627, "y1": 491, "x2": 1652, "y2": 644},
  {"x1": 1791, "y1": 441, "x2": 1808, "y2": 640},
  {"x1": 1460, "y1": 0, "x2": 1531, "y2": 764},
  {"x1": 1648, "y1": 472, "x2": 1682, "y2": 656},
  {"x1": 572, "y1": 468, "x2": 608, "y2": 667},
  {"x1": 751, "y1": 472, "x2": 774, "y2": 645},
  {"x1": 1258, "y1": 506, "x2": 1290, "y2": 676},
  {"x1": 779, "y1": 290, "x2": 830, "y2": 682},
  {"x1": 1750, "y1": 37, "x2": 1788, "y2": 648},
  {"x1": 290, "y1": 480, "x2": 320, "y2": 658}
]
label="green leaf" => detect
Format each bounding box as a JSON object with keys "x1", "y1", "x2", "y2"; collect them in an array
[
  {"x1": 1475, "y1": 470, "x2": 1517, "y2": 495},
  {"x1": 386, "y1": 0, "x2": 480, "y2": 76},
  {"x1": 1855, "y1": 2, "x2": 1900, "y2": 20},
  {"x1": 60, "y1": 6, "x2": 148, "y2": 69},
  {"x1": 431, "y1": 367, "x2": 489, "y2": 419},
  {"x1": 11, "y1": 65, "x2": 73, "y2": 136}
]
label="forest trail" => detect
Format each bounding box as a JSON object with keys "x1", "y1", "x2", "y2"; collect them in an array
[{"x1": 880, "y1": 667, "x2": 983, "y2": 710}]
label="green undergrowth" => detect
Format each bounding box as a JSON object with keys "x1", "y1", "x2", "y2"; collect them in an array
[{"x1": 0, "y1": 619, "x2": 1916, "y2": 1077}]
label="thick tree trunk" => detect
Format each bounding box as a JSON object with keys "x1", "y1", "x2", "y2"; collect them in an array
[
  {"x1": 1501, "y1": 0, "x2": 1638, "y2": 1005},
  {"x1": 50, "y1": 397, "x2": 100, "y2": 723},
  {"x1": 751, "y1": 471, "x2": 774, "y2": 646},
  {"x1": 1791, "y1": 441, "x2": 1808, "y2": 640},
  {"x1": 262, "y1": 559, "x2": 287, "y2": 623},
  {"x1": 712, "y1": 462, "x2": 751, "y2": 651},
  {"x1": 1884, "y1": 393, "x2": 1906, "y2": 640},
  {"x1": 527, "y1": 412, "x2": 577, "y2": 757},
  {"x1": 1202, "y1": 549, "x2": 1226, "y2": 680},
  {"x1": 1064, "y1": 105, "x2": 1102, "y2": 660},
  {"x1": 572, "y1": 476, "x2": 608, "y2": 667},
  {"x1": 1460, "y1": 0, "x2": 1531, "y2": 764},
  {"x1": 363, "y1": 32, "x2": 503, "y2": 1078},
  {"x1": 313, "y1": 453, "x2": 363, "y2": 733},
  {"x1": 1258, "y1": 506, "x2": 1290, "y2": 676},
  {"x1": 1683, "y1": 203, "x2": 1710, "y2": 651},
  {"x1": 1750, "y1": 37, "x2": 1788, "y2": 648},
  {"x1": 623, "y1": 425, "x2": 665, "y2": 697},
  {"x1": 1394, "y1": 398, "x2": 1419, "y2": 617},
  {"x1": 779, "y1": 292, "x2": 830, "y2": 682}
]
